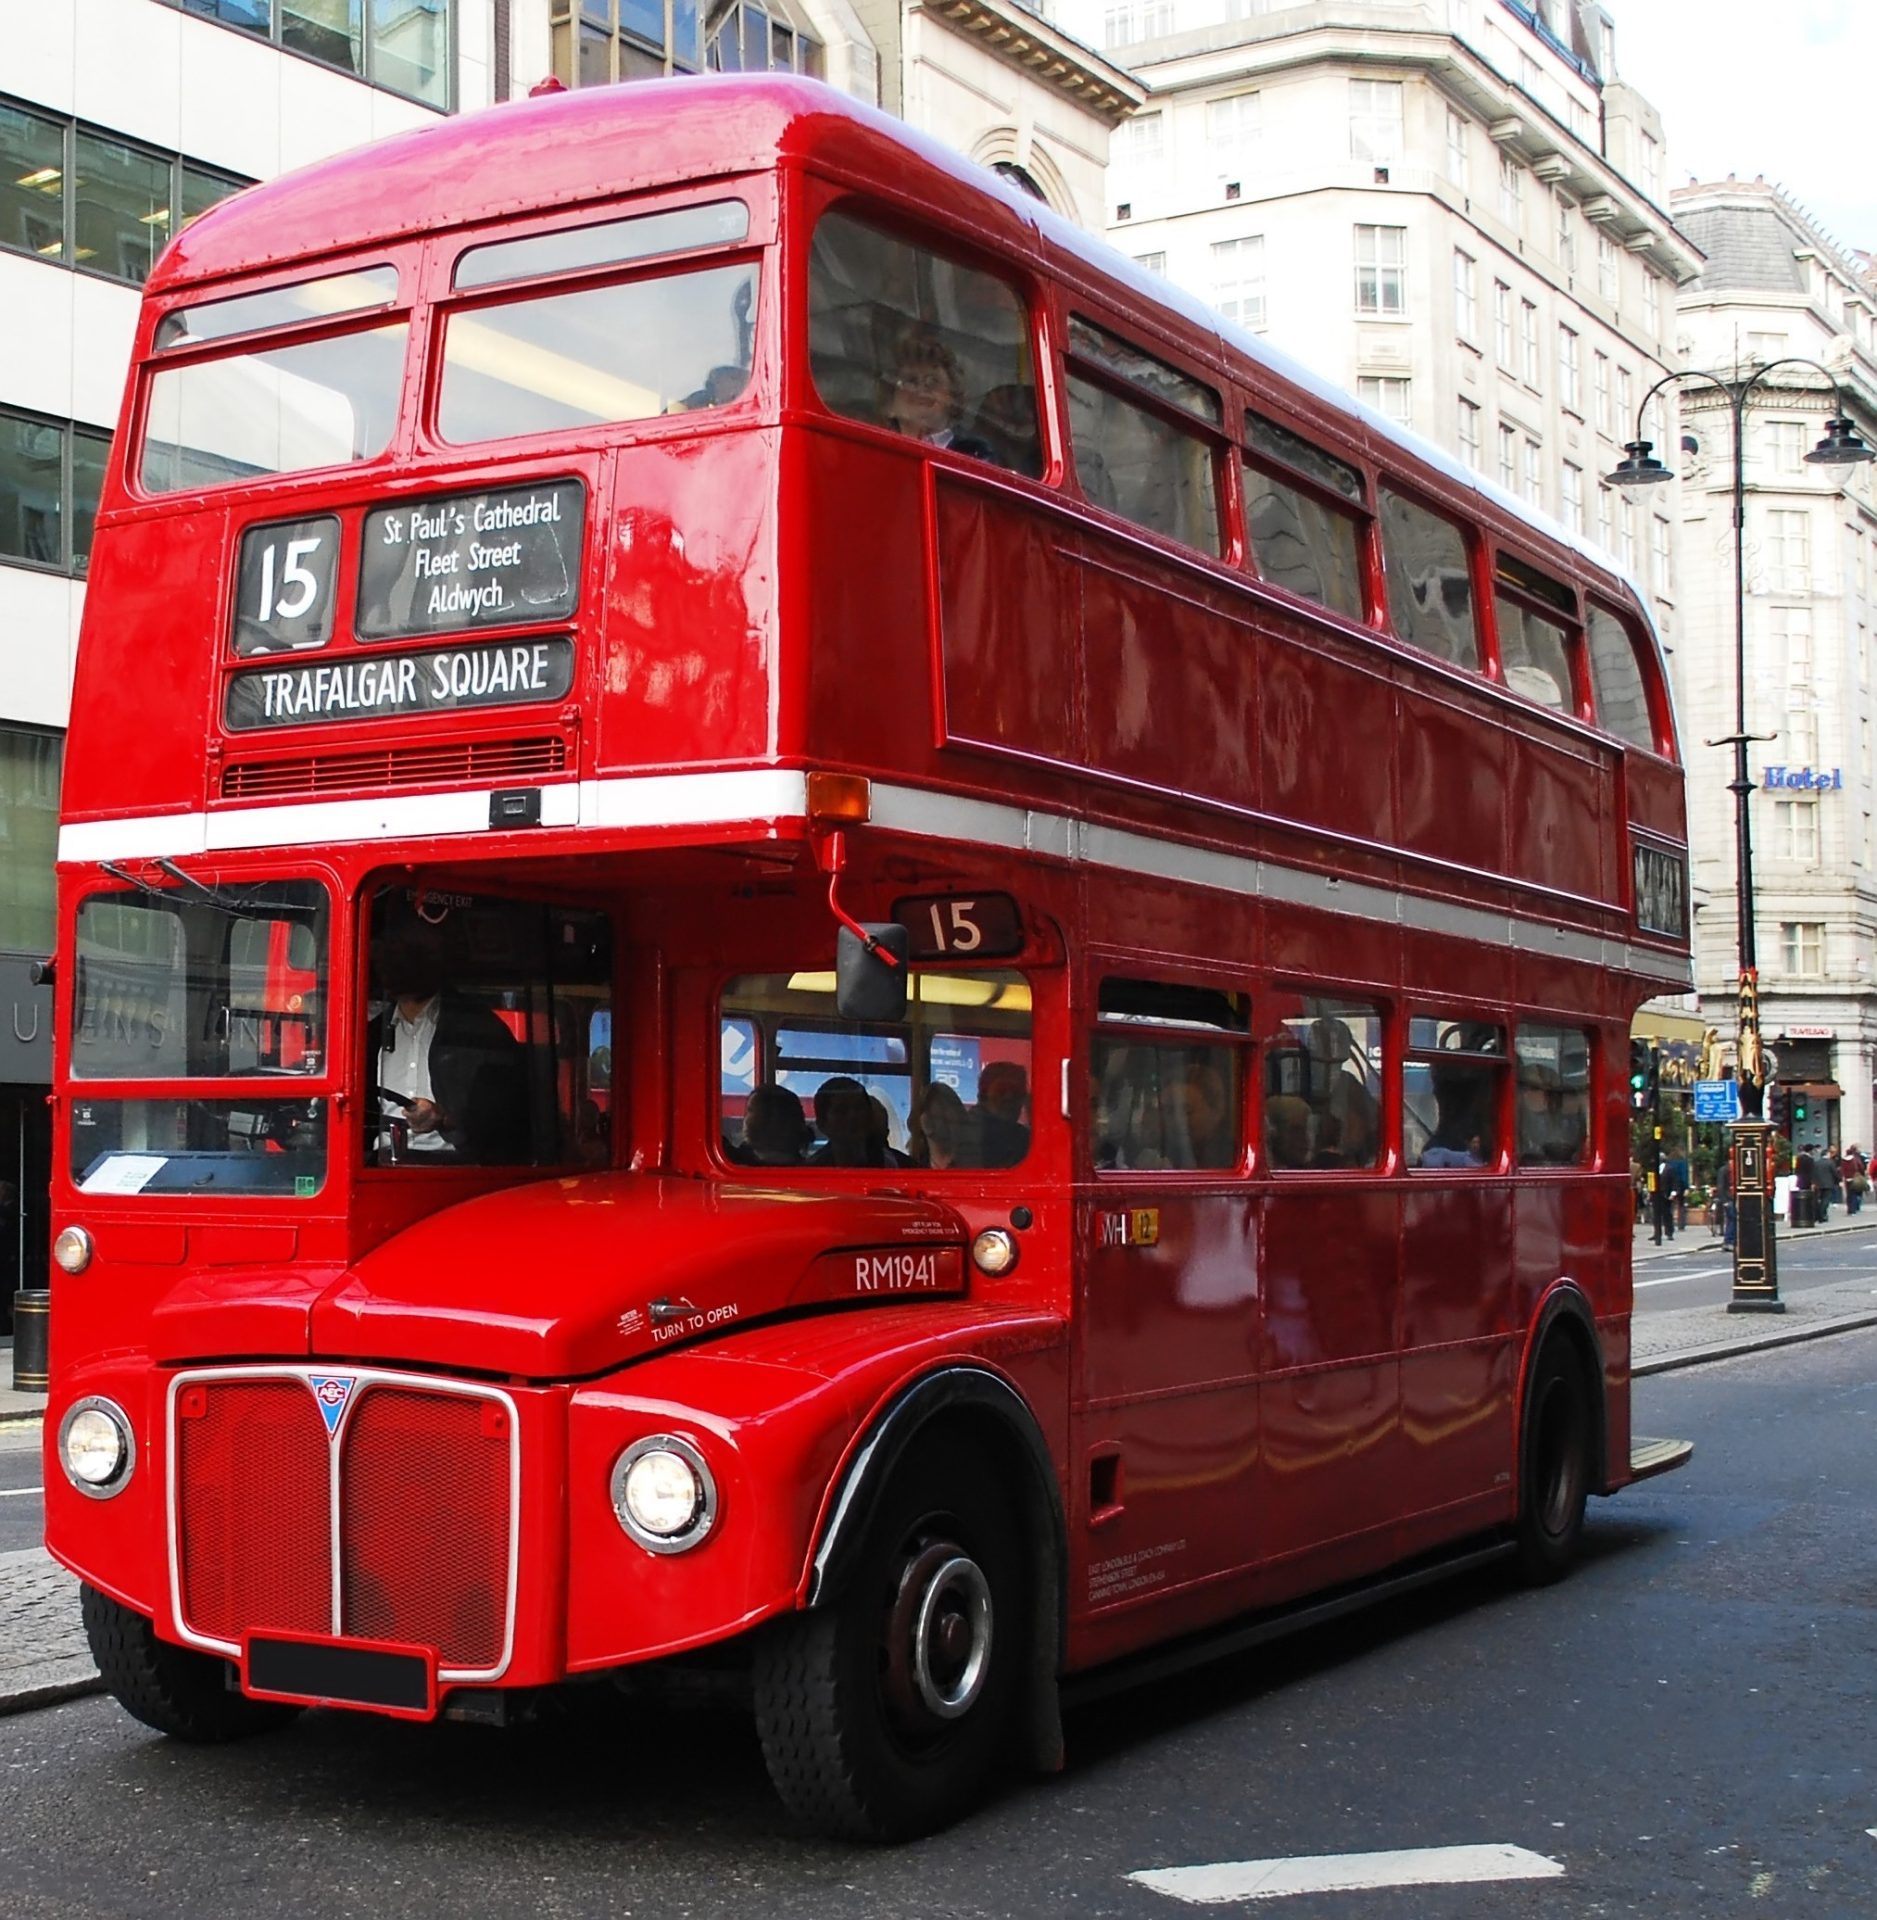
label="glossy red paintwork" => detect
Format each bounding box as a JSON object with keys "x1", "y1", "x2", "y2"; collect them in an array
[{"x1": 46, "y1": 76, "x2": 1688, "y2": 1717}]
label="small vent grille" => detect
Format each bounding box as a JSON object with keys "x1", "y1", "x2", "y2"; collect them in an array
[{"x1": 222, "y1": 736, "x2": 566, "y2": 800}]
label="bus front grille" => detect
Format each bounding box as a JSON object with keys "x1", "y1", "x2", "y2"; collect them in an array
[
  {"x1": 220, "y1": 735, "x2": 566, "y2": 799},
  {"x1": 171, "y1": 1371, "x2": 517, "y2": 1679}
]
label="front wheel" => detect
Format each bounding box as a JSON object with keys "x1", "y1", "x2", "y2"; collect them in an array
[
  {"x1": 1513, "y1": 1342, "x2": 1592, "y2": 1584},
  {"x1": 752, "y1": 1439, "x2": 1025, "y2": 1841},
  {"x1": 82, "y1": 1585, "x2": 302, "y2": 1742}
]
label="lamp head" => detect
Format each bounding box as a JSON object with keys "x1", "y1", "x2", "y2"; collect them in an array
[
  {"x1": 1804, "y1": 413, "x2": 1874, "y2": 466},
  {"x1": 1606, "y1": 440, "x2": 1673, "y2": 488}
]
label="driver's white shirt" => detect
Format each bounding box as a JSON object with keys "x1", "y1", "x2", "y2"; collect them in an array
[{"x1": 384, "y1": 996, "x2": 447, "y2": 1151}]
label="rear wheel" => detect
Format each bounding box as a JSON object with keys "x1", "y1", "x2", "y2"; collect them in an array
[
  {"x1": 753, "y1": 1440, "x2": 1025, "y2": 1841},
  {"x1": 1514, "y1": 1341, "x2": 1592, "y2": 1584},
  {"x1": 81, "y1": 1585, "x2": 302, "y2": 1742}
]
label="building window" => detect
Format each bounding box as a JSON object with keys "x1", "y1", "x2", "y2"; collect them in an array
[
  {"x1": 1597, "y1": 232, "x2": 1619, "y2": 305},
  {"x1": 1212, "y1": 236, "x2": 1266, "y2": 329},
  {"x1": 1596, "y1": 476, "x2": 1614, "y2": 553},
  {"x1": 1618, "y1": 493, "x2": 1637, "y2": 569},
  {"x1": 1780, "y1": 922, "x2": 1824, "y2": 975},
  {"x1": 1556, "y1": 193, "x2": 1576, "y2": 272},
  {"x1": 1445, "y1": 106, "x2": 1469, "y2": 190},
  {"x1": 1520, "y1": 299, "x2": 1540, "y2": 388},
  {"x1": 1354, "y1": 224, "x2": 1406, "y2": 315},
  {"x1": 1561, "y1": 462, "x2": 1584, "y2": 532},
  {"x1": 1115, "y1": 109, "x2": 1166, "y2": 180},
  {"x1": 1640, "y1": 130, "x2": 1661, "y2": 200},
  {"x1": 1207, "y1": 92, "x2": 1262, "y2": 170},
  {"x1": 1497, "y1": 421, "x2": 1517, "y2": 492},
  {"x1": 0, "y1": 103, "x2": 248, "y2": 287},
  {"x1": 1748, "y1": 330, "x2": 1787, "y2": 362},
  {"x1": 1616, "y1": 364, "x2": 1633, "y2": 442},
  {"x1": 1593, "y1": 351, "x2": 1612, "y2": 435},
  {"x1": 1457, "y1": 398, "x2": 1481, "y2": 470},
  {"x1": 0, "y1": 727, "x2": 62, "y2": 956},
  {"x1": 1768, "y1": 509, "x2": 1812, "y2": 591},
  {"x1": 1358, "y1": 375, "x2": 1411, "y2": 426},
  {"x1": 1775, "y1": 800, "x2": 1819, "y2": 864},
  {"x1": 1769, "y1": 419, "x2": 1808, "y2": 475},
  {"x1": 156, "y1": 0, "x2": 450, "y2": 105},
  {"x1": 0, "y1": 408, "x2": 111, "y2": 577},
  {"x1": 1134, "y1": 251, "x2": 1167, "y2": 275},
  {"x1": 1643, "y1": 270, "x2": 1661, "y2": 338},
  {"x1": 1498, "y1": 154, "x2": 1523, "y2": 232},
  {"x1": 1558, "y1": 325, "x2": 1581, "y2": 412},
  {"x1": 1523, "y1": 436, "x2": 1542, "y2": 505},
  {"x1": 1453, "y1": 249, "x2": 1477, "y2": 339},
  {"x1": 1493, "y1": 281, "x2": 1513, "y2": 366},
  {"x1": 1349, "y1": 80, "x2": 1403, "y2": 163},
  {"x1": 1652, "y1": 514, "x2": 1673, "y2": 592}
]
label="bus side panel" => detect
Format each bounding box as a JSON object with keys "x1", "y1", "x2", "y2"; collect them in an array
[
  {"x1": 1259, "y1": 627, "x2": 1396, "y2": 850},
  {"x1": 1397, "y1": 681, "x2": 1508, "y2": 875},
  {"x1": 1254, "y1": 1186, "x2": 1402, "y2": 1586},
  {"x1": 1507, "y1": 730, "x2": 1615, "y2": 904},
  {"x1": 1399, "y1": 1184, "x2": 1516, "y2": 1523}
]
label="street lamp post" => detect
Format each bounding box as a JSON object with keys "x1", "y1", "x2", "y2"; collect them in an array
[{"x1": 1607, "y1": 359, "x2": 1873, "y2": 1312}]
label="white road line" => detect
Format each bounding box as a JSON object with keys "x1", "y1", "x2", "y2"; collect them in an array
[
  {"x1": 1128, "y1": 1843, "x2": 1565, "y2": 1904},
  {"x1": 0, "y1": 1487, "x2": 42, "y2": 1499},
  {"x1": 1636, "y1": 1267, "x2": 1732, "y2": 1288}
]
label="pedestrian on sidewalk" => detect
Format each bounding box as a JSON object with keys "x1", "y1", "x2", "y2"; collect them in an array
[
  {"x1": 1846, "y1": 1146, "x2": 1868, "y2": 1217},
  {"x1": 1666, "y1": 1151, "x2": 1689, "y2": 1234},
  {"x1": 1650, "y1": 1160, "x2": 1675, "y2": 1243}
]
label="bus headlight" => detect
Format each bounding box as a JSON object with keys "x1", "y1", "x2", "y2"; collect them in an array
[
  {"x1": 59, "y1": 1397, "x2": 134, "y2": 1497},
  {"x1": 971, "y1": 1228, "x2": 1019, "y2": 1277},
  {"x1": 610, "y1": 1435, "x2": 717, "y2": 1553},
  {"x1": 52, "y1": 1226, "x2": 93, "y2": 1275}
]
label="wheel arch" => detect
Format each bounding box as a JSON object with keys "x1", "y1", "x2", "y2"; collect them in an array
[
  {"x1": 1519, "y1": 1283, "x2": 1609, "y2": 1496},
  {"x1": 806, "y1": 1364, "x2": 1067, "y2": 1772}
]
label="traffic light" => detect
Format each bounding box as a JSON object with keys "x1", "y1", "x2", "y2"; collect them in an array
[
  {"x1": 1770, "y1": 1084, "x2": 1790, "y2": 1134},
  {"x1": 1792, "y1": 1089, "x2": 1809, "y2": 1127},
  {"x1": 1629, "y1": 1038, "x2": 1653, "y2": 1114}
]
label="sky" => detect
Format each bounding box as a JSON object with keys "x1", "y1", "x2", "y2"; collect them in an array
[{"x1": 1613, "y1": 0, "x2": 1875, "y2": 250}]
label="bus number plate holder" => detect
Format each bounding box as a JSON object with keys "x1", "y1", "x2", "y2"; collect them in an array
[{"x1": 242, "y1": 1632, "x2": 438, "y2": 1720}]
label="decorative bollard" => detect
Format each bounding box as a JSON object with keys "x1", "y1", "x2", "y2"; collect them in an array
[{"x1": 11, "y1": 1289, "x2": 49, "y2": 1393}]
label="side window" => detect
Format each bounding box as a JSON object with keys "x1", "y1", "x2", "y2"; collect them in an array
[
  {"x1": 1586, "y1": 603, "x2": 1657, "y2": 749},
  {"x1": 1379, "y1": 488, "x2": 1479, "y2": 668},
  {"x1": 1403, "y1": 1017, "x2": 1505, "y2": 1169},
  {"x1": 1495, "y1": 594, "x2": 1577, "y2": 710},
  {"x1": 1260, "y1": 993, "x2": 1384, "y2": 1170},
  {"x1": 1242, "y1": 412, "x2": 1368, "y2": 618},
  {"x1": 1067, "y1": 316, "x2": 1222, "y2": 556},
  {"x1": 1516, "y1": 1025, "x2": 1593, "y2": 1166},
  {"x1": 1093, "y1": 977, "x2": 1246, "y2": 1172},
  {"x1": 807, "y1": 207, "x2": 1040, "y2": 476}
]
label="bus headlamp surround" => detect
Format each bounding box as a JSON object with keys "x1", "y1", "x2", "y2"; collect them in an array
[
  {"x1": 59, "y1": 1397, "x2": 135, "y2": 1498},
  {"x1": 610, "y1": 1434, "x2": 717, "y2": 1553},
  {"x1": 52, "y1": 1226, "x2": 93, "y2": 1275}
]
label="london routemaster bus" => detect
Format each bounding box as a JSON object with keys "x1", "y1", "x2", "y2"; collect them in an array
[{"x1": 44, "y1": 75, "x2": 1691, "y2": 1840}]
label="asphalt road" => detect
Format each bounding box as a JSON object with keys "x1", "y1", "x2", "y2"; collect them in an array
[
  {"x1": 0, "y1": 1429, "x2": 43, "y2": 1554},
  {"x1": 0, "y1": 1332, "x2": 1871, "y2": 1918},
  {"x1": 1634, "y1": 1221, "x2": 1877, "y2": 1315}
]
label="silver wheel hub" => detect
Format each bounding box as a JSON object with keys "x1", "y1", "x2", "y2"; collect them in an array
[{"x1": 909, "y1": 1549, "x2": 993, "y2": 1720}]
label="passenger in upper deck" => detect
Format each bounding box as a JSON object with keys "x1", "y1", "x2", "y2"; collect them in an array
[{"x1": 883, "y1": 330, "x2": 995, "y2": 461}]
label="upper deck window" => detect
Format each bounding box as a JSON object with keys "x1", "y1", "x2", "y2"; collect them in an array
[
  {"x1": 454, "y1": 201, "x2": 748, "y2": 291},
  {"x1": 153, "y1": 266, "x2": 400, "y2": 351},
  {"x1": 1495, "y1": 578, "x2": 1579, "y2": 713},
  {"x1": 808, "y1": 208, "x2": 1041, "y2": 478},
  {"x1": 1586, "y1": 602, "x2": 1657, "y2": 750},
  {"x1": 1378, "y1": 488, "x2": 1478, "y2": 669},
  {"x1": 1067, "y1": 318, "x2": 1221, "y2": 556},
  {"x1": 1242, "y1": 412, "x2": 1366, "y2": 618},
  {"x1": 437, "y1": 260, "x2": 758, "y2": 444},
  {"x1": 140, "y1": 322, "x2": 407, "y2": 495}
]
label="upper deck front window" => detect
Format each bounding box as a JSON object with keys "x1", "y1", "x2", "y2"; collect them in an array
[{"x1": 69, "y1": 878, "x2": 330, "y2": 1195}]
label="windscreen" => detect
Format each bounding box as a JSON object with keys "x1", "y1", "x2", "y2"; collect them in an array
[{"x1": 69, "y1": 879, "x2": 330, "y2": 1195}]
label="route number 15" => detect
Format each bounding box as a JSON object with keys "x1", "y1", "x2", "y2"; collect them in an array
[
  {"x1": 234, "y1": 513, "x2": 339, "y2": 656},
  {"x1": 893, "y1": 891, "x2": 1024, "y2": 961}
]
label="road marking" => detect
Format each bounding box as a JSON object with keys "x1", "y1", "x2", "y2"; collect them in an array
[
  {"x1": 1636, "y1": 1267, "x2": 1732, "y2": 1288},
  {"x1": 0, "y1": 1487, "x2": 42, "y2": 1499},
  {"x1": 1128, "y1": 1843, "x2": 1565, "y2": 1904}
]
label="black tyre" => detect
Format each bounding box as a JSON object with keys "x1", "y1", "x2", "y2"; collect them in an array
[
  {"x1": 1514, "y1": 1340, "x2": 1592, "y2": 1585},
  {"x1": 752, "y1": 1439, "x2": 1026, "y2": 1841},
  {"x1": 81, "y1": 1585, "x2": 302, "y2": 1743}
]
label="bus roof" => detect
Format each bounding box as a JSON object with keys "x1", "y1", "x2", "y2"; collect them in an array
[{"x1": 152, "y1": 74, "x2": 1663, "y2": 668}]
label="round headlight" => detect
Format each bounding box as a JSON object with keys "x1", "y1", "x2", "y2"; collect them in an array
[
  {"x1": 59, "y1": 1397, "x2": 134, "y2": 1497},
  {"x1": 971, "y1": 1227, "x2": 1019, "y2": 1277},
  {"x1": 52, "y1": 1226, "x2": 93, "y2": 1275},
  {"x1": 610, "y1": 1435, "x2": 717, "y2": 1554}
]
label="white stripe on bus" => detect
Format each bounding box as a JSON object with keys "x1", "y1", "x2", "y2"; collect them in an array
[{"x1": 56, "y1": 770, "x2": 1692, "y2": 989}]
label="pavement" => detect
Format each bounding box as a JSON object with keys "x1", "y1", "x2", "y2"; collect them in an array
[{"x1": 2, "y1": 1215, "x2": 1875, "y2": 1723}]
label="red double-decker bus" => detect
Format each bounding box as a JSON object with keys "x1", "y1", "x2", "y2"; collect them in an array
[{"x1": 44, "y1": 76, "x2": 1690, "y2": 1839}]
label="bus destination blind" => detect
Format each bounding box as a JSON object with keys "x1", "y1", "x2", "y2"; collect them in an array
[
  {"x1": 355, "y1": 478, "x2": 585, "y2": 640},
  {"x1": 225, "y1": 636, "x2": 575, "y2": 730}
]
